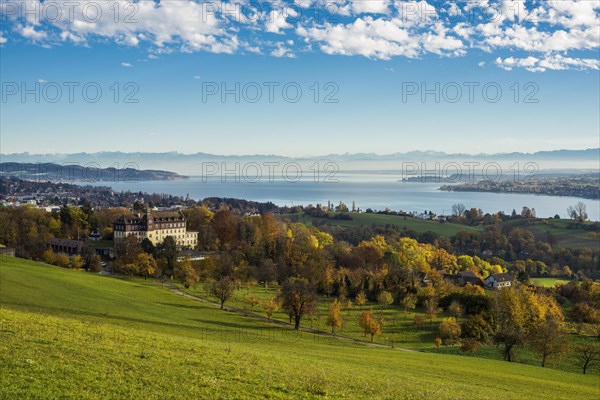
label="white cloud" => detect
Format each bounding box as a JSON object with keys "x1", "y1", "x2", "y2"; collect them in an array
[
  {"x1": 351, "y1": 0, "x2": 389, "y2": 15},
  {"x1": 19, "y1": 25, "x2": 47, "y2": 41},
  {"x1": 271, "y1": 42, "x2": 296, "y2": 58},
  {"x1": 121, "y1": 62, "x2": 132, "y2": 68},
  {"x1": 193, "y1": 75, "x2": 201, "y2": 79},
  {"x1": 296, "y1": 16, "x2": 463, "y2": 60},
  {"x1": 1, "y1": 0, "x2": 598, "y2": 71},
  {"x1": 495, "y1": 54, "x2": 600, "y2": 72},
  {"x1": 265, "y1": 9, "x2": 298, "y2": 34}
]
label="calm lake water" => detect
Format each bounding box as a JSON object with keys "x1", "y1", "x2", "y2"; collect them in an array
[{"x1": 79, "y1": 172, "x2": 600, "y2": 221}]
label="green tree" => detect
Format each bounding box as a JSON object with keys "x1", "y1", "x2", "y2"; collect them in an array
[{"x1": 158, "y1": 236, "x2": 178, "y2": 277}]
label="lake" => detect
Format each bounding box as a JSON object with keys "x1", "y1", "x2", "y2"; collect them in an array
[{"x1": 78, "y1": 172, "x2": 600, "y2": 221}]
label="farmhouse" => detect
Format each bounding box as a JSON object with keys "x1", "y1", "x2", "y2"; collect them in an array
[
  {"x1": 113, "y1": 209, "x2": 198, "y2": 248},
  {"x1": 485, "y1": 273, "x2": 513, "y2": 290}
]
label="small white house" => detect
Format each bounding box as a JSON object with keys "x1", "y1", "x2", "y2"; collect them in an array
[{"x1": 485, "y1": 273, "x2": 513, "y2": 290}]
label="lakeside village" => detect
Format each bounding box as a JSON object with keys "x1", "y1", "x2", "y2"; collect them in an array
[{"x1": 2, "y1": 176, "x2": 598, "y2": 284}]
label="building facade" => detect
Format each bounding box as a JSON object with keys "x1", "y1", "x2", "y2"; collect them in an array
[
  {"x1": 485, "y1": 273, "x2": 513, "y2": 290},
  {"x1": 113, "y1": 210, "x2": 198, "y2": 248}
]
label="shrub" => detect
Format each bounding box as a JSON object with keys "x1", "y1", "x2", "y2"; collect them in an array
[{"x1": 439, "y1": 317, "x2": 462, "y2": 345}]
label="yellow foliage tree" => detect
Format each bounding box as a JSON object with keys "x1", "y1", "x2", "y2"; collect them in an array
[{"x1": 327, "y1": 299, "x2": 344, "y2": 336}]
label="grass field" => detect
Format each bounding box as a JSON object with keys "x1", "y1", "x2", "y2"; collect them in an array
[
  {"x1": 530, "y1": 278, "x2": 572, "y2": 287},
  {"x1": 502, "y1": 219, "x2": 599, "y2": 250},
  {"x1": 184, "y1": 282, "x2": 597, "y2": 374},
  {"x1": 293, "y1": 213, "x2": 599, "y2": 251},
  {"x1": 1, "y1": 256, "x2": 598, "y2": 399},
  {"x1": 293, "y1": 212, "x2": 482, "y2": 236}
]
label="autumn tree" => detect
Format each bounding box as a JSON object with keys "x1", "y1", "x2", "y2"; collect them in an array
[
  {"x1": 326, "y1": 299, "x2": 344, "y2": 336},
  {"x1": 530, "y1": 296, "x2": 568, "y2": 367},
  {"x1": 55, "y1": 252, "x2": 70, "y2": 268},
  {"x1": 70, "y1": 254, "x2": 85, "y2": 269},
  {"x1": 377, "y1": 291, "x2": 394, "y2": 309},
  {"x1": 402, "y1": 293, "x2": 417, "y2": 314},
  {"x1": 278, "y1": 278, "x2": 317, "y2": 330},
  {"x1": 356, "y1": 291, "x2": 368, "y2": 309},
  {"x1": 460, "y1": 338, "x2": 481, "y2": 355},
  {"x1": 492, "y1": 287, "x2": 561, "y2": 363},
  {"x1": 358, "y1": 310, "x2": 381, "y2": 342},
  {"x1": 243, "y1": 295, "x2": 261, "y2": 312},
  {"x1": 439, "y1": 317, "x2": 462, "y2": 344},
  {"x1": 425, "y1": 298, "x2": 441, "y2": 325},
  {"x1": 174, "y1": 256, "x2": 199, "y2": 288},
  {"x1": 448, "y1": 300, "x2": 463, "y2": 318},
  {"x1": 136, "y1": 252, "x2": 157, "y2": 280},
  {"x1": 261, "y1": 298, "x2": 280, "y2": 321},
  {"x1": 345, "y1": 300, "x2": 353, "y2": 316},
  {"x1": 209, "y1": 277, "x2": 236, "y2": 309},
  {"x1": 42, "y1": 249, "x2": 57, "y2": 265}
]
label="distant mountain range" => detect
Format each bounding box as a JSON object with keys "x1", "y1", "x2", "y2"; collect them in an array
[
  {"x1": 0, "y1": 163, "x2": 188, "y2": 182},
  {"x1": 1, "y1": 149, "x2": 598, "y2": 175}
]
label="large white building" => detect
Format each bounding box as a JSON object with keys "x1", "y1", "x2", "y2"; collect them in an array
[{"x1": 113, "y1": 209, "x2": 198, "y2": 248}]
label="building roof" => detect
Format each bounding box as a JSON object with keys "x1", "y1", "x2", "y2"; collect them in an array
[
  {"x1": 48, "y1": 238, "x2": 85, "y2": 250},
  {"x1": 458, "y1": 271, "x2": 485, "y2": 286},
  {"x1": 115, "y1": 210, "x2": 185, "y2": 224},
  {"x1": 489, "y1": 273, "x2": 513, "y2": 282}
]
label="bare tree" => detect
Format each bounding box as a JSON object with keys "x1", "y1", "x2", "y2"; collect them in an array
[
  {"x1": 567, "y1": 202, "x2": 588, "y2": 222},
  {"x1": 452, "y1": 203, "x2": 466, "y2": 217},
  {"x1": 575, "y1": 342, "x2": 600, "y2": 375}
]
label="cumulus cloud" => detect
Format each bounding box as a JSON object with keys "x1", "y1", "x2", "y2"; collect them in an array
[
  {"x1": 1, "y1": 0, "x2": 598, "y2": 71},
  {"x1": 351, "y1": 0, "x2": 389, "y2": 15},
  {"x1": 121, "y1": 62, "x2": 132, "y2": 68},
  {"x1": 496, "y1": 54, "x2": 600, "y2": 72}
]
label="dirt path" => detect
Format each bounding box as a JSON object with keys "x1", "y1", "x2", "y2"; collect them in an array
[{"x1": 158, "y1": 282, "x2": 417, "y2": 352}]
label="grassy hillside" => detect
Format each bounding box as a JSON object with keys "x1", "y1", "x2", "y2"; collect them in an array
[
  {"x1": 501, "y1": 219, "x2": 599, "y2": 249},
  {"x1": 294, "y1": 212, "x2": 482, "y2": 235},
  {"x1": 294, "y1": 213, "x2": 599, "y2": 251},
  {"x1": 184, "y1": 282, "x2": 597, "y2": 374},
  {"x1": 1, "y1": 257, "x2": 598, "y2": 399}
]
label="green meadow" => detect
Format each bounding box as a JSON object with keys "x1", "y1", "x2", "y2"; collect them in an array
[
  {"x1": 530, "y1": 278, "x2": 572, "y2": 287},
  {"x1": 1, "y1": 256, "x2": 598, "y2": 399},
  {"x1": 293, "y1": 212, "x2": 482, "y2": 235}
]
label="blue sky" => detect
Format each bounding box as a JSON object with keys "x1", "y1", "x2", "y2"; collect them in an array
[{"x1": 1, "y1": 0, "x2": 599, "y2": 156}]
